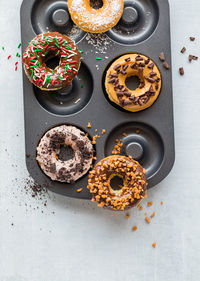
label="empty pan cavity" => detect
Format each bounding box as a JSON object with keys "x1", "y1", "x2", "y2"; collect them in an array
[
  {"x1": 104, "y1": 122, "x2": 164, "y2": 183},
  {"x1": 106, "y1": 0, "x2": 159, "y2": 45},
  {"x1": 31, "y1": 0, "x2": 85, "y2": 43},
  {"x1": 34, "y1": 62, "x2": 93, "y2": 116}
]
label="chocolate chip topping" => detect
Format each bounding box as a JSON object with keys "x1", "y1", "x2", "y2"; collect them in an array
[{"x1": 135, "y1": 55, "x2": 144, "y2": 61}]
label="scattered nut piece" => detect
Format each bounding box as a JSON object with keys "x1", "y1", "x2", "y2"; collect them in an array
[
  {"x1": 152, "y1": 242, "x2": 156, "y2": 248},
  {"x1": 87, "y1": 122, "x2": 92, "y2": 128},
  {"x1": 77, "y1": 188, "x2": 83, "y2": 193},
  {"x1": 147, "y1": 201, "x2": 153, "y2": 207},
  {"x1": 150, "y1": 212, "x2": 155, "y2": 218},
  {"x1": 101, "y1": 129, "x2": 106, "y2": 134},
  {"x1": 132, "y1": 226, "x2": 138, "y2": 231},
  {"x1": 145, "y1": 216, "x2": 151, "y2": 223}
]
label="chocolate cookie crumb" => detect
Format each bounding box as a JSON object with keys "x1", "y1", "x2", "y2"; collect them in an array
[
  {"x1": 179, "y1": 67, "x2": 184, "y2": 76},
  {"x1": 181, "y1": 47, "x2": 186, "y2": 54},
  {"x1": 190, "y1": 37, "x2": 195, "y2": 41}
]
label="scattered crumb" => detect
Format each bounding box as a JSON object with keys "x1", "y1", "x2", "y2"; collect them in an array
[
  {"x1": 144, "y1": 212, "x2": 147, "y2": 215},
  {"x1": 95, "y1": 129, "x2": 98, "y2": 132},
  {"x1": 160, "y1": 201, "x2": 163, "y2": 205},
  {"x1": 132, "y1": 226, "x2": 138, "y2": 231},
  {"x1": 136, "y1": 129, "x2": 140, "y2": 134},
  {"x1": 77, "y1": 188, "x2": 83, "y2": 193},
  {"x1": 125, "y1": 213, "x2": 130, "y2": 219},
  {"x1": 101, "y1": 129, "x2": 106, "y2": 134},
  {"x1": 87, "y1": 122, "x2": 92, "y2": 128},
  {"x1": 92, "y1": 135, "x2": 99, "y2": 144},
  {"x1": 147, "y1": 201, "x2": 153, "y2": 207},
  {"x1": 137, "y1": 204, "x2": 143, "y2": 211},
  {"x1": 152, "y1": 242, "x2": 156, "y2": 248},
  {"x1": 150, "y1": 212, "x2": 155, "y2": 218},
  {"x1": 123, "y1": 132, "x2": 127, "y2": 137},
  {"x1": 145, "y1": 216, "x2": 151, "y2": 223}
]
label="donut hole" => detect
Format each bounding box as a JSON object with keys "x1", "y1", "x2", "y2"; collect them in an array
[
  {"x1": 90, "y1": 0, "x2": 103, "y2": 9},
  {"x1": 44, "y1": 55, "x2": 60, "y2": 70},
  {"x1": 110, "y1": 176, "x2": 124, "y2": 191},
  {"x1": 125, "y1": 75, "x2": 140, "y2": 90},
  {"x1": 58, "y1": 145, "x2": 74, "y2": 161}
]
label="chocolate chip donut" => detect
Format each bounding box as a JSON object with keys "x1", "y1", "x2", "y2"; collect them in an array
[
  {"x1": 23, "y1": 32, "x2": 81, "y2": 91},
  {"x1": 87, "y1": 155, "x2": 147, "y2": 211},
  {"x1": 105, "y1": 54, "x2": 162, "y2": 112},
  {"x1": 68, "y1": 0, "x2": 124, "y2": 33},
  {"x1": 37, "y1": 125, "x2": 94, "y2": 183}
]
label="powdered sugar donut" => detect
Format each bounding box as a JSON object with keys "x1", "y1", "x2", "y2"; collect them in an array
[
  {"x1": 68, "y1": 0, "x2": 124, "y2": 33},
  {"x1": 37, "y1": 125, "x2": 94, "y2": 183}
]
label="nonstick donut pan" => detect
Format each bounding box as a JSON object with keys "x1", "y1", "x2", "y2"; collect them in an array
[{"x1": 20, "y1": 0, "x2": 175, "y2": 199}]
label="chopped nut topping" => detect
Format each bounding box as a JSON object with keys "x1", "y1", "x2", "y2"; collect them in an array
[{"x1": 132, "y1": 226, "x2": 138, "y2": 231}]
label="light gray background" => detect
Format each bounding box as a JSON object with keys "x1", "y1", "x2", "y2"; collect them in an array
[{"x1": 0, "y1": 0, "x2": 200, "y2": 280}]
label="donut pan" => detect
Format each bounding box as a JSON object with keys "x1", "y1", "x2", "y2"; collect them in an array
[{"x1": 20, "y1": 0, "x2": 175, "y2": 199}]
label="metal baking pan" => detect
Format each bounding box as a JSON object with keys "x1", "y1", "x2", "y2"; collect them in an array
[{"x1": 20, "y1": 0, "x2": 175, "y2": 199}]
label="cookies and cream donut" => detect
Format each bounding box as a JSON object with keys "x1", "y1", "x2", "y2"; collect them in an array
[
  {"x1": 23, "y1": 32, "x2": 81, "y2": 91},
  {"x1": 68, "y1": 0, "x2": 124, "y2": 33},
  {"x1": 105, "y1": 54, "x2": 162, "y2": 112},
  {"x1": 37, "y1": 125, "x2": 94, "y2": 183},
  {"x1": 87, "y1": 155, "x2": 147, "y2": 211}
]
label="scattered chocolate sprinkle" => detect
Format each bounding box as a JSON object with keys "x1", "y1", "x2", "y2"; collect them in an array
[
  {"x1": 159, "y1": 52, "x2": 165, "y2": 62},
  {"x1": 150, "y1": 71, "x2": 157, "y2": 77},
  {"x1": 179, "y1": 67, "x2": 184, "y2": 76},
  {"x1": 125, "y1": 57, "x2": 131, "y2": 62},
  {"x1": 145, "y1": 76, "x2": 155, "y2": 83},
  {"x1": 163, "y1": 61, "x2": 170, "y2": 69},
  {"x1": 181, "y1": 47, "x2": 186, "y2": 53},
  {"x1": 145, "y1": 58, "x2": 150, "y2": 65},
  {"x1": 189, "y1": 54, "x2": 198, "y2": 62}
]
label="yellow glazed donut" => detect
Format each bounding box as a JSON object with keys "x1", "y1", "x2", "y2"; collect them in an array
[
  {"x1": 105, "y1": 54, "x2": 162, "y2": 112},
  {"x1": 87, "y1": 155, "x2": 147, "y2": 211},
  {"x1": 68, "y1": 0, "x2": 124, "y2": 33}
]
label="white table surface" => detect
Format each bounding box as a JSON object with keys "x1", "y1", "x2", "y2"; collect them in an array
[{"x1": 0, "y1": 0, "x2": 200, "y2": 280}]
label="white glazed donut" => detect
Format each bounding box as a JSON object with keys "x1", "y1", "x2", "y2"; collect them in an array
[
  {"x1": 37, "y1": 125, "x2": 94, "y2": 183},
  {"x1": 68, "y1": 0, "x2": 124, "y2": 33}
]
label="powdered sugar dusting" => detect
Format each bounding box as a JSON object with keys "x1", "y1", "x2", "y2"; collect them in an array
[{"x1": 69, "y1": 0, "x2": 123, "y2": 32}]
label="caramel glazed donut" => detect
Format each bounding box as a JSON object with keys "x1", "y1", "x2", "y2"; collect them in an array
[
  {"x1": 68, "y1": 0, "x2": 124, "y2": 33},
  {"x1": 23, "y1": 32, "x2": 81, "y2": 91},
  {"x1": 87, "y1": 155, "x2": 147, "y2": 211},
  {"x1": 105, "y1": 54, "x2": 162, "y2": 112},
  {"x1": 37, "y1": 125, "x2": 94, "y2": 183}
]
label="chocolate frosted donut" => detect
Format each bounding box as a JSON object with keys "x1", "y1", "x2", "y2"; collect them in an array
[
  {"x1": 23, "y1": 32, "x2": 81, "y2": 91},
  {"x1": 87, "y1": 155, "x2": 147, "y2": 211},
  {"x1": 37, "y1": 125, "x2": 94, "y2": 183}
]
